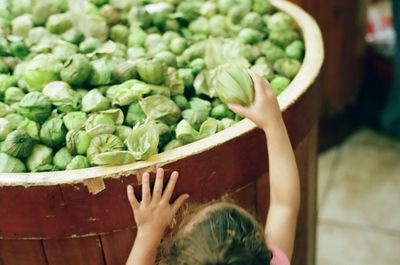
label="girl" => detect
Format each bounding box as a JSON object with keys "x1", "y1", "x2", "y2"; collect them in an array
[{"x1": 126, "y1": 71, "x2": 300, "y2": 265}]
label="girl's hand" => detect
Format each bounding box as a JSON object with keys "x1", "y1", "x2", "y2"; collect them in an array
[
  {"x1": 127, "y1": 168, "x2": 190, "y2": 238},
  {"x1": 228, "y1": 70, "x2": 283, "y2": 132}
]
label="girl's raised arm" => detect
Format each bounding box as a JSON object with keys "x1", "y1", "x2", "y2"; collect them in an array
[{"x1": 229, "y1": 71, "x2": 300, "y2": 260}]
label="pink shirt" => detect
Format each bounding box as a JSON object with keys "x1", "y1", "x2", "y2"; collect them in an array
[{"x1": 269, "y1": 245, "x2": 290, "y2": 265}]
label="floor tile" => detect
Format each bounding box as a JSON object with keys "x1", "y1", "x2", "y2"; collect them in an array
[
  {"x1": 317, "y1": 221, "x2": 400, "y2": 265},
  {"x1": 319, "y1": 129, "x2": 400, "y2": 231},
  {"x1": 317, "y1": 147, "x2": 340, "y2": 209},
  {"x1": 343, "y1": 128, "x2": 400, "y2": 149}
]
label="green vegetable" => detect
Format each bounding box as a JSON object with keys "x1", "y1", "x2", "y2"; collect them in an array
[
  {"x1": 219, "y1": 117, "x2": 237, "y2": 130},
  {"x1": 12, "y1": 14, "x2": 33, "y2": 37},
  {"x1": 66, "y1": 155, "x2": 91, "y2": 170},
  {"x1": 87, "y1": 134, "x2": 124, "y2": 163},
  {"x1": 163, "y1": 139, "x2": 183, "y2": 151},
  {"x1": 251, "y1": 61, "x2": 274, "y2": 81},
  {"x1": 2, "y1": 130, "x2": 35, "y2": 158},
  {"x1": 125, "y1": 102, "x2": 146, "y2": 126},
  {"x1": 155, "y1": 51, "x2": 177, "y2": 68},
  {"x1": 172, "y1": 95, "x2": 190, "y2": 110},
  {"x1": 115, "y1": 125, "x2": 132, "y2": 142},
  {"x1": 62, "y1": 28, "x2": 84, "y2": 44},
  {"x1": 0, "y1": 118, "x2": 13, "y2": 141},
  {"x1": 216, "y1": 63, "x2": 254, "y2": 106},
  {"x1": 10, "y1": 41, "x2": 29, "y2": 58},
  {"x1": 100, "y1": 5, "x2": 121, "y2": 26},
  {"x1": 218, "y1": 0, "x2": 237, "y2": 14},
  {"x1": 127, "y1": 26, "x2": 147, "y2": 48},
  {"x1": 166, "y1": 68, "x2": 184, "y2": 96},
  {"x1": 26, "y1": 144, "x2": 53, "y2": 172},
  {"x1": 53, "y1": 147, "x2": 73, "y2": 170},
  {"x1": 17, "y1": 119, "x2": 40, "y2": 140},
  {"x1": 238, "y1": 28, "x2": 263, "y2": 44},
  {"x1": 211, "y1": 104, "x2": 235, "y2": 120},
  {"x1": 169, "y1": 38, "x2": 187, "y2": 55},
  {"x1": 268, "y1": 12, "x2": 293, "y2": 31},
  {"x1": 60, "y1": 54, "x2": 91, "y2": 86},
  {"x1": 273, "y1": 58, "x2": 302, "y2": 79},
  {"x1": 261, "y1": 40, "x2": 286, "y2": 64},
  {"x1": 113, "y1": 61, "x2": 138, "y2": 83},
  {"x1": 241, "y1": 12, "x2": 265, "y2": 31},
  {"x1": 252, "y1": 0, "x2": 275, "y2": 15},
  {"x1": 190, "y1": 58, "x2": 206, "y2": 76},
  {"x1": 81, "y1": 89, "x2": 111, "y2": 113},
  {"x1": 269, "y1": 29, "x2": 300, "y2": 48},
  {"x1": 42, "y1": 81, "x2": 80, "y2": 113},
  {"x1": 0, "y1": 59, "x2": 10, "y2": 74},
  {"x1": 110, "y1": 24, "x2": 129, "y2": 44},
  {"x1": 125, "y1": 122, "x2": 159, "y2": 160},
  {"x1": 140, "y1": 95, "x2": 181, "y2": 125},
  {"x1": 18, "y1": 92, "x2": 52, "y2": 123},
  {"x1": 66, "y1": 130, "x2": 92, "y2": 155},
  {"x1": 87, "y1": 59, "x2": 115, "y2": 86},
  {"x1": 270, "y1": 75, "x2": 290, "y2": 95},
  {"x1": 0, "y1": 102, "x2": 12, "y2": 117},
  {"x1": 0, "y1": 74, "x2": 18, "y2": 96},
  {"x1": 286, "y1": 40, "x2": 305, "y2": 60},
  {"x1": 5, "y1": 113, "x2": 25, "y2": 129},
  {"x1": 182, "y1": 108, "x2": 209, "y2": 131},
  {"x1": 46, "y1": 13, "x2": 72, "y2": 34},
  {"x1": 137, "y1": 58, "x2": 168, "y2": 85},
  {"x1": 63, "y1": 111, "x2": 87, "y2": 131},
  {"x1": 22, "y1": 54, "x2": 62, "y2": 92},
  {"x1": 0, "y1": 153, "x2": 27, "y2": 173},
  {"x1": 85, "y1": 113, "x2": 116, "y2": 137},
  {"x1": 85, "y1": 15, "x2": 109, "y2": 41},
  {"x1": 5, "y1": 86, "x2": 25, "y2": 105},
  {"x1": 39, "y1": 117, "x2": 67, "y2": 147},
  {"x1": 178, "y1": 68, "x2": 194, "y2": 89},
  {"x1": 79, "y1": 38, "x2": 102, "y2": 54},
  {"x1": 92, "y1": 151, "x2": 136, "y2": 166}
]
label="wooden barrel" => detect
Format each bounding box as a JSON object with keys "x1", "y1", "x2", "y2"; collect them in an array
[
  {"x1": 290, "y1": 0, "x2": 367, "y2": 116},
  {"x1": 0, "y1": 1, "x2": 324, "y2": 265}
]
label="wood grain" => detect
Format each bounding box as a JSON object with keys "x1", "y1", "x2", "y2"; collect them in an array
[
  {"x1": 0, "y1": 240, "x2": 47, "y2": 265},
  {"x1": 43, "y1": 236, "x2": 105, "y2": 265}
]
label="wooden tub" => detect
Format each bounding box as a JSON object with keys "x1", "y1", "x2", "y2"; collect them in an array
[{"x1": 0, "y1": 1, "x2": 324, "y2": 265}]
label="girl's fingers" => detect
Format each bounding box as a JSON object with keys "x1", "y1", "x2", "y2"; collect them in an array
[
  {"x1": 141, "y1": 172, "x2": 151, "y2": 205},
  {"x1": 172, "y1": 194, "x2": 190, "y2": 214},
  {"x1": 152, "y1": 168, "x2": 164, "y2": 201},
  {"x1": 127, "y1": 185, "x2": 140, "y2": 210},
  {"x1": 228, "y1": 103, "x2": 249, "y2": 118},
  {"x1": 248, "y1": 69, "x2": 268, "y2": 95},
  {"x1": 162, "y1": 171, "x2": 179, "y2": 202}
]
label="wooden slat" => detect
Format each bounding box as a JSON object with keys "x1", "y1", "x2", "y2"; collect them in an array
[
  {"x1": 0, "y1": 239, "x2": 47, "y2": 265},
  {"x1": 290, "y1": 0, "x2": 367, "y2": 115},
  {"x1": 291, "y1": 125, "x2": 318, "y2": 265},
  {"x1": 43, "y1": 236, "x2": 105, "y2": 265},
  {"x1": 101, "y1": 229, "x2": 136, "y2": 265}
]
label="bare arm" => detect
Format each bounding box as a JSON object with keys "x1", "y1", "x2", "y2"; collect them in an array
[
  {"x1": 126, "y1": 168, "x2": 189, "y2": 265},
  {"x1": 229, "y1": 71, "x2": 300, "y2": 260}
]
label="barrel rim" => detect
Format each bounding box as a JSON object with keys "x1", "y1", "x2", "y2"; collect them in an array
[{"x1": 0, "y1": 0, "x2": 324, "y2": 186}]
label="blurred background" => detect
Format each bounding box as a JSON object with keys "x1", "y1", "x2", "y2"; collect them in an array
[{"x1": 291, "y1": 0, "x2": 400, "y2": 264}]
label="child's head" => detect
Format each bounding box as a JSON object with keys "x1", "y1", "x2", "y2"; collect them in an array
[{"x1": 161, "y1": 202, "x2": 272, "y2": 265}]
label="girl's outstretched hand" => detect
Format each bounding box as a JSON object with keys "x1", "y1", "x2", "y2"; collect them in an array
[
  {"x1": 228, "y1": 70, "x2": 283, "y2": 132},
  {"x1": 127, "y1": 168, "x2": 190, "y2": 237}
]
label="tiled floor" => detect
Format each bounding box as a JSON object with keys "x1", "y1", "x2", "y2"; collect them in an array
[{"x1": 316, "y1": 128, "x2": 400, "y2": 265}]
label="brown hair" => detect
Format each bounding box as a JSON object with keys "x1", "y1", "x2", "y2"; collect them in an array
[{"x1": 160, "y1": 202, "x2": 272, "y2": 265}]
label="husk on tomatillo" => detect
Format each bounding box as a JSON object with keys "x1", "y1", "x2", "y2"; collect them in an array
[{"x1": 216, "y1": 63, "x2": 254, "y2": 106}]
